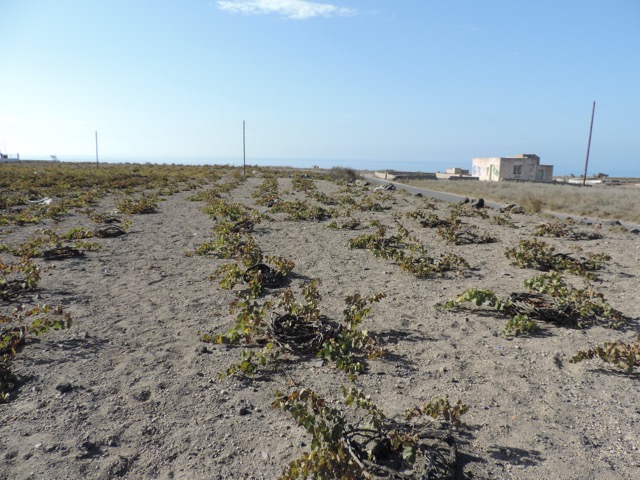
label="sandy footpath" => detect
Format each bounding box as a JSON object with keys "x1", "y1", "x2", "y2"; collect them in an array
[{"x1": 1, "y1": 173, "x2": 639, "y2": 479}]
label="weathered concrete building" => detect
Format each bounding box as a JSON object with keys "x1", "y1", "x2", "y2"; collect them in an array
[
  {"x1": 445, "y1": 168, "x2": 470, "y2": 175},
  {"x1": 435, "y1": 167, "x2": 478, "y2": 180},
  {"x1": 374, "y1": 170, "x2": 436, "y2": 181},
  {"x1": 471, "y1": 154, "x2": 553, "y2": 182}
]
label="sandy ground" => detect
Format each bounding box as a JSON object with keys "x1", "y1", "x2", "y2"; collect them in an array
[{"x1": 1, "y1": 173, "x2": 639, "y2": 479}]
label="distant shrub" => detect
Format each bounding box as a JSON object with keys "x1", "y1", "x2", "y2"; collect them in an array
[{"x1": 330, "y1": 166, "x2": 359, "y2": 183}]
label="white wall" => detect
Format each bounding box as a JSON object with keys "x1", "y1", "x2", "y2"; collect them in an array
[{"x1": 471, "y1": 157, "x2": 501, "y2": 181}]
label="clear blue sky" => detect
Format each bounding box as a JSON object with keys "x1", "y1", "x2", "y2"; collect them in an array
[{"x1": 1, "y1": 1, "x2": 639, "y2": 176}]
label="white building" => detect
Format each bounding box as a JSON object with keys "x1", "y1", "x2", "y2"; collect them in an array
[{"x1": 471, "y1": 154, "x2": 553, "y2": 182}]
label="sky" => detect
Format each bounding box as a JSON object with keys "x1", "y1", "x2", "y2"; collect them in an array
[{"x1": 1, "y1": 0, "x2": 639, "y2": 176}]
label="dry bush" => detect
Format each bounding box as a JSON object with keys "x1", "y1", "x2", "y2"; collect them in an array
[
  {"x1": 405, "y1": 179, "x2": 640, "y2": 223},
  {"x1": 330, "y1": 166, "x2": 359, "y2": 183},
  {"x1": 521, "y1": 192, "x2": 542, "y2": 214}
]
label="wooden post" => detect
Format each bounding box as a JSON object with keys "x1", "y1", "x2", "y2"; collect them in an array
[
  {"x1": 95, "y1": 131, "x2": 99, "y2": 168},
  {"x1": 582, "y1": 101, "x2": 595, "y2": 186}
]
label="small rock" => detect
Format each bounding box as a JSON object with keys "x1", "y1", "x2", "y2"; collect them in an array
[
  {"x1": 553, "y1": 352, "x2": 564, "y2": 369},
  {"x1": 76, "y1": 439, "x2": 102, "y2": 459},
  {"x1": 134, "y1": 389, "x2": 151, "y2": 402},
  {"x1": 105, "y1": 435, "x2": 119, "y2": 447},
  {"x1": 107, "y1": 455, "x2": 133, "y2": 477},
  {"x1": 81, "y1": 440, "x2": 97, "y2": 451},
  {"x1": 308, "y1": 359, "x2": 326, "y2": 368},
  {"x1": 471, "y1": 198, "x2": 485, "y2": 208},
  {"x1": 4, "y1": 449, "x2": 18, "y2": 460},
  {"x1": 55, "y1": 382, "x2": 73, "y2": 393}
]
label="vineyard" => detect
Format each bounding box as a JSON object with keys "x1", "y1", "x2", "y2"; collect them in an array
[{"x1": 1, "y1": 162, "x2": 639, "y2": 479}]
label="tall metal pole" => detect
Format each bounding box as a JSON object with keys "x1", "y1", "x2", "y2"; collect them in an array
[
  {"x1": 243, "y1": 120, "x2": 246, "y2": 178},
  {"x1": 95, "y1": 131, "x2": 99, "y2": 168},
  {"x1": 582, "y1": 101, "x2": 595, "y2": 186}
]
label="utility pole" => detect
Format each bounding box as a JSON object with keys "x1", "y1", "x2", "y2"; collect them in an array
[
  {"x1": 95, "y1": 131, "x2": 99, "y2": 168},
  {"x1": 582, "y1": 101, "x2": 595, "y2": 186},
  {"x1": 243, "y1": 120, "x2": 246, "y2": 178}
]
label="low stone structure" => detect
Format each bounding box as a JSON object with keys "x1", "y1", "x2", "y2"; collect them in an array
[
  {"x1": 435, "y1": 167, "x2": 478, "y2": 180},
  {"x1": 374, "y1": 170, "x2": 437, "y2": 181}
]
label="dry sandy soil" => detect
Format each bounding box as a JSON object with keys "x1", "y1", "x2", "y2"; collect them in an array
[{"x1": 1, "y1": 173, "x2": 639, "y2": 479}]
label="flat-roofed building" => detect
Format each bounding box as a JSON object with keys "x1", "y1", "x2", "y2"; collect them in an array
[{"x1": 471, "y1": 154, "x2": 553, "y2": 182}]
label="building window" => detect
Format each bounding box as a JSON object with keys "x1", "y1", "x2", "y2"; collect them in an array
[{"x1": 513, "y1": 165, "x2": 522, "y2": 175}]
